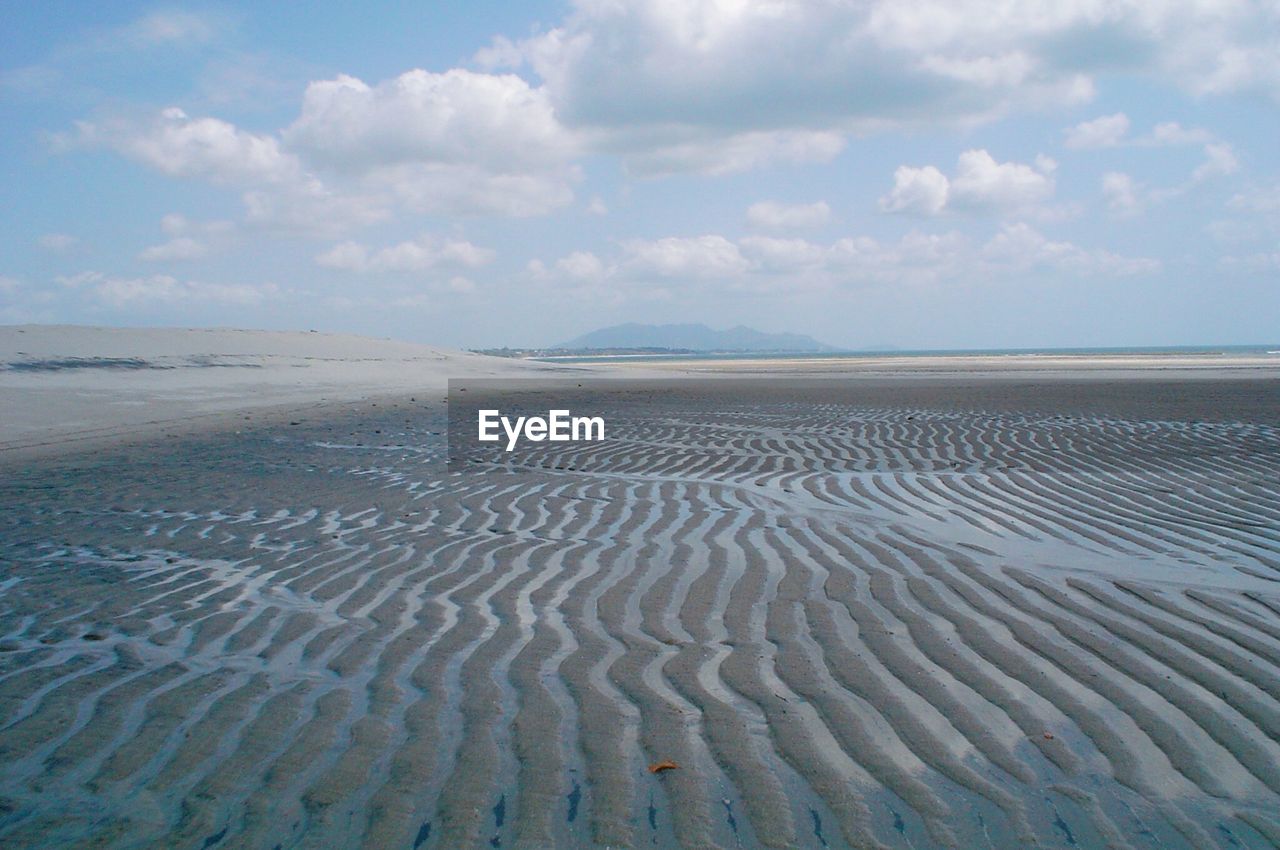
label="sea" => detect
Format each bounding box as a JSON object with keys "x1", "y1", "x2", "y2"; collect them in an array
[{"x1": 534, "y1": 344, "x2": 1280, "y2": 364}]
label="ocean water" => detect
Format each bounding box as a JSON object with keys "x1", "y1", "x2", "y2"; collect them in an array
[{"x1": 536, "y1": 344, "x2": 1280, "y2": 364}]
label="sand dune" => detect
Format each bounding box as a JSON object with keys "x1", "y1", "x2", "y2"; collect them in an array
[{"x1": 2, "y1": 344, "x2": 1280, "y2": 848}]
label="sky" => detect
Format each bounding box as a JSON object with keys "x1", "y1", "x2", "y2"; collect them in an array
[{"x1": 1, "y1": 1, "x2": 1277, "y2": 350}]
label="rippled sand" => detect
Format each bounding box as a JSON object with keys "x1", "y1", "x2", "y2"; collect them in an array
[{"x1": 3, "y1": 378, "x2": 1280, "y2": 849}]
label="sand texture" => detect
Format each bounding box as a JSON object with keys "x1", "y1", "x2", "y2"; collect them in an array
[
  {"x1": 2, "y1": 366, "x2": 1280, "y2": 848},
  {"x1": 0, "y1": 325, "x2": 569, "y2": 460}
]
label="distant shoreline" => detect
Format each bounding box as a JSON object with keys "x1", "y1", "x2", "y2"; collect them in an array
[
  {"x1": 533, "y1": 343, "x2": 1280, "y2": 364},
  {"x1": 5, "y1": 325, "x2": 1279, "y2": 463}
]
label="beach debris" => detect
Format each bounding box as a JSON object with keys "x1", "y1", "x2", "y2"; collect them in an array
[
  {"x1": 1043, "y1": 732, "x2": 1055, "y2": 740},
  {"x1": 648, "y1": 760, "x2": 680, "y2": 774}
]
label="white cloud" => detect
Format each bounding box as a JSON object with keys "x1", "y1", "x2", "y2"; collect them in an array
[
  {"x1": 1209, "y1": 183, "x2": 1280, "y2": 247},
  {"x1": 1219, "y1": 252, "x2": 1280, "y2": 272},
  {"x1": 555, "y1": 251, "x2": 607, "y2": 281},
  {"x1": 1192, "y1": 142, "x2": 1239, "y2": 182},
  {"x1": 45, "y1": 0, "x2": 1280, "y2": 224},
  {"x1": 315, "y1": 270, "x2": 482, "y2": 313},
  {"x1": 1205, "y1": 218, "x2": 1267, "y2": 245},
  {"x1": 1228, "y1": 183, "x2": 1280, "y2": 214},
  {"x1": 586, "y1": 196, "x2": 608, "y2": 215},
  {"x1": 64, "y1": 108, "x2": 382, "y2": 234},
  {"x1": 1185, "y1": 36, "x2": 1280, "y2": 98},
  {"x1": 473, "y1": 35, "x2": 525, "y2": 72},
  {"x1": 37, "y1": 233, "x2": 79, "y2": 252},
  {"x1": 881, "y1": 149, "x2": 1053, "y2": 216},
  {"x1": 499, "y1": 0, "x2": 1279, "y2": 174},
  {"x1": 880, "y1": 165, "x2": 950, "y2": 215},
  {"x1": 124, "y1": 10, "x2": 222, "y2": 46},
  {"x1": 520, "y1": 3, "x2": 1083, "y2": 147},
  {"x1": 1065, "y1": 113, "x2": 1218, "y2": 149},
  {"x1": 363, "y1": 163, "x2": 574, "y2": 217},
  {"x1": 2, "y1": 10, "x2": 227, "y2": 100},
  {"x1": 55, "y1": 271, "x2": 280, "y2": 306},
  {"x1": 1148, "y1": 122, "x2": 1214, "y2": 146},
  {"x1": 0, "y1": 276, "x2": 53, "y2": 324},
  {"x1": 1064, "y1": 113, "x2": 1130, "y2": 149},
  {"x1": 138, "y1": 215, "x2": 235, "y2": 262},
  {"x1": 139, "y1": 237, "x2": 208, "y2": 262},
  {"x1": 1097, "y1": 142, "x2": 1240, "y2": 216},
  {"x1": 866, "y1": 1, "x2": 1280, "y2": 99},
  {"x1": 622, "y1": 129, "x2": 845, "y2": 177},
  {"x1": 159, "y1": 213, "x2": 229, "y2": 237},
  {"x1": 316, "y1": 234, "x2": 495, "y2": 273},
  {"x1": 64, "y1": 69, "x2": 581, "y2": 231},
  {"x1": 982, "y1": 223, "x2": 1159, "y2": 276},
  {"x1": 313, "y1": 242, "x2": 366, "y2": 271},
  {"x1": 1102, "y1": 171, "x2": 1141, "y2": 215},
  {"x1": 739, "y1": 235, "x2": 833, "y2": 271},
  {"x1": 100, "y1": 276, "x2": 276, "y2": 306},
  {"x1": 285, "y1": 70, "x2": 572, "y2": 172},
  {"x1": 70, "y1": 107, "x2": 302, "y2": 186},
  {"x1": 620, "y1": 235, "x2": 751, "y2": 279},
  {"x1": 53, "y1": 271, "x2": 103, "y2": 289},
  {"x1": 747, "y1": 201, "x2": 831, "y2": 230},
  {"x1": 240, "y1": 183, "x2": 387, "y2": 234},
  {"x1": 951, "y1": 149, "x2": 1055, "y2": 210},
  {"x1": 283, "y1": 69, "x2": 578, "y2": 216},
  {"x1": 531, "y1": 224, "x2": 1156, "y2": 294}
]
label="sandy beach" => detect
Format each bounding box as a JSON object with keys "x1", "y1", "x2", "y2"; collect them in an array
[
  {"x1": 0, "y1": 326, "x2": 576, "y2": 462},
  {"x1": 3, "y1": 328, "x2": 1280, "y2": 848}
]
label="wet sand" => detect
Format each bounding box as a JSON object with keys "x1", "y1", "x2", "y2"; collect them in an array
[{"x1": 3, "y1": 366, "x2": 1280, "y2": 848}]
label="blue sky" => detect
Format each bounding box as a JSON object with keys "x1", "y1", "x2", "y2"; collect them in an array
[{"x1": 2, "y1": 1, "x2": 1277, "y2": 349}]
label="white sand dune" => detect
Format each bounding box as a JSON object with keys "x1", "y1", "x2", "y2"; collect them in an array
[{"x1": 0, "y1": 325, "x2": 569, "y2": 459}]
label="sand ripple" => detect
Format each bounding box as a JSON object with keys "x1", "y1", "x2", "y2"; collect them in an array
[{"x1": 2, "y1": 387, "x2": 1280, "y2": 848}]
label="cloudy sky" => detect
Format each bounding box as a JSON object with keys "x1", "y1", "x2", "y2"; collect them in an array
[{"x1": 2, "y1": 1, "x2": 1277, "y2": 349}]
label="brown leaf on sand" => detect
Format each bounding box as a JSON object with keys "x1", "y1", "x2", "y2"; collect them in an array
[{"x1": 648, "y1": 760, "x2": 679, "y2": 774}]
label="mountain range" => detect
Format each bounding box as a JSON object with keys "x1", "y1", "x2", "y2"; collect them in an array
[{"x1": 554, "y1": 323, "x2": 834, "y2": 352}]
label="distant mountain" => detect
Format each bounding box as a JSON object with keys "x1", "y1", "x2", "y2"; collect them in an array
[{"x1": 554, "y1": 323, "x2": 835, "y2": 352}]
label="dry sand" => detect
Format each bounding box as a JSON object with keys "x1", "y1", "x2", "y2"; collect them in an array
[
  {"x1": 0, "y1": 325, "x2": 575, "y2": 461},
  {"x1": 2, "y1": 327, "x2": 1280, "y2": 849}
]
